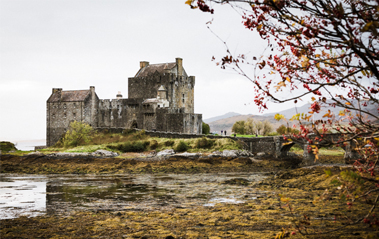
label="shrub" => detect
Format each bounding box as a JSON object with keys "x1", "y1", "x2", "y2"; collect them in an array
[
  {"x1": 195, "y1": 137, "x2": 214, "y2": 149},
  {"x1": 131, "y1": 130, "x2": 147, "y2": 140},
  {"x1": 0, "y1": 141, "x2": 18, "y2": 152},
  {"x1": 202, "y1": 122, "x2": 210, "y2": 134},
  {"x1": 123, "y1": 129, "x2": 136, "y2": 135},
  {"x1": 62, "y1": 121, "x2": 94, "y2": 148},
  {"x1": 108, "y1": 141, "x2": 148, "y2": 152},
  {"x1": 150, "y1": 140, "x2": 158, "y2": 150},
  {"x1": 164, "y1": 140, "x2": 175, "y2": 147},
  {"x1": 175, "y1": 141, "x2": 189, "y2": 152}
]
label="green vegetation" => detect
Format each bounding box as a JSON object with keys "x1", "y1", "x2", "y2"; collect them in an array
[
  {"x1": 42, "y1": 128, "x2": 243, "y2": 154},
  {"x1": 232, "y1": 119, "x2": 273, "y2": 136},
  {"x1": 195, "y1": 137, "x2": 214, "y2": 149},
  {"x1": 202, "y1": 122, "x2": 210, "y2": 134},
  {"x1": 175, "y1": 141, "x2": 189, "y2": 152},
  {"x1": 0, "y1": 141, "x2": 18, "y2": 152},
  {"x1": 107, "y1": 141, "x2": 149, "y2": 153},
  {"x1": 234, "y1": 134, "x2": 260, "y2": 138},
  {"x1": 59, "y1": 121, "x2": 94, "y2": 148},
  {"x1": 276, "y1": 124, "x2": 300, "y2": 135}
]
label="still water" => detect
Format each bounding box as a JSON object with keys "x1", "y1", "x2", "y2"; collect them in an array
[{"x1": 0, "y1": 173, "x2": 266, "y2": 220}]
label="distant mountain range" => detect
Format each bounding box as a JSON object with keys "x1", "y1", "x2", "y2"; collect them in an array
[
  {"x1": 204, "y1": 101, "x2": 378, "y2": 135},
  {"x1": 203, "y1": 112, "x2": 241, "y2": 124}
]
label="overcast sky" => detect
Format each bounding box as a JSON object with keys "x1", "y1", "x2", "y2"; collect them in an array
[{"x1": 0, "y1": 0, "x2": 298, "y2": 142}]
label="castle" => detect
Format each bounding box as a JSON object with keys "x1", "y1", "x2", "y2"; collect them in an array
[{"x1": 46, "y1": 58, "x2": 203, "y2": 146}]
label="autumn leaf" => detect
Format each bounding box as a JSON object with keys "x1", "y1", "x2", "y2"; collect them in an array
[
  {"x1": 323, "y1": 110, "x2": 332, "y2": 118},
  {"x1": 185, "y1": 0, "x2": 194, "y2": 6},
  {"x1": 274, "y1": 113, "x2": 285, "y2": 121},
  {"x1": 275, "y1": 81, "x2": 286, "y2": 91},
  {"x1": 301, "y1": 55, "x2": 309, "y2": 67}
]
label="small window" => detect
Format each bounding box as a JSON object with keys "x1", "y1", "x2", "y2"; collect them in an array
[
  {"x1": 73, "y1": 113, "x2": 76, "y2": 118},
  {"x1": 63, "y1": 103, "x2": 67, "y2": 109},
  {"x1": 63, "y1": 113, "x2": 67, "y2": 118}
]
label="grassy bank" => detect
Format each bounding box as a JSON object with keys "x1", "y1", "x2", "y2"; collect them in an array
[{"x1": 36, "y1": 130, "x2": 244, "y2": 155}]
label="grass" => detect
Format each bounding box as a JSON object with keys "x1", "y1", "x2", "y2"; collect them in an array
[
  {"x1": 290, "y1": 145, "x2": 345, "y2": 156},
  {"x1": 234, "y1": 134, "x2": 263, "y2": 138},
  {"x1": 36, "y1": 131, "x2": 244, "y2": 154}
]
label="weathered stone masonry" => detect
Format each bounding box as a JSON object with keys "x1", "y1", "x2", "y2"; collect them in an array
[{"x1": 47, "y1": 58, "x2": 202, "y2": 146}]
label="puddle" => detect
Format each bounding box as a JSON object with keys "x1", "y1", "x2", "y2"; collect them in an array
[
  {"x1": 0, "y1": 173, "x2": 266, "y2": 219},
  {"x1": 203, "y1": 197, "x2": 244, "y2": 207}
]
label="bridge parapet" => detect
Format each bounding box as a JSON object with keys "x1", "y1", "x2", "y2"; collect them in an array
[{"x1": 236, "y1": 133, "x2": 361, "y2": 165}]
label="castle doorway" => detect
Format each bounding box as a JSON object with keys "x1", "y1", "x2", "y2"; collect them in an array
[{"x1": 131, "y1": 120, "x2": 138, "y2": 129}]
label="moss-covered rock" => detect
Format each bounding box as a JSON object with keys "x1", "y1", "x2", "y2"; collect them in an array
[{"x1": 0, "y1": 141, "x2": 18, "y2": 153}]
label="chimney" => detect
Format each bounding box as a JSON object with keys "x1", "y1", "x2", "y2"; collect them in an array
[
  {"x1": 52, "y1": 88, "x2": 62, "y2": 94},
  {"x1": 116, "y1": 91, "x2": 123, "y2": 99},
  {"x1": 52, "y1": 88, "x2": 62, "y2": 101},
  {"x1": 140, "y1": 61, "x2": 149, "y2": 68},
  {"x1": 176, "y1": 58, "x2": 183, "y2": 77}
]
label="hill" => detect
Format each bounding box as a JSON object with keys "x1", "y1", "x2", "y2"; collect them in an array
[
  {"x1": 203, "y1": 112, "x2": 241, "y2": 124},
  {"x1": 206, "y1": 101, "x2": 378, "y2": 135},
  {"x1": 208, "y1": 114, "x2": 282, "y2": 135}
]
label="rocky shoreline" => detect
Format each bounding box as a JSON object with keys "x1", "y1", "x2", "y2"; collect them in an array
[
  {"x1": 1, "y1": 151, "x2": 378, "y2": 238},
  {"x1": 0, "y1": 149, "x2": 304, "y2": 175}
]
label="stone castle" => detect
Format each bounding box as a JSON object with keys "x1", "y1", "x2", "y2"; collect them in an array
[{"x1": 46, "y1": 58, "x2": 203, "y2": 146}]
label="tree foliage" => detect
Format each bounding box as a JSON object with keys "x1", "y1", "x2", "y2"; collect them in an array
[
  {"x1": 188, "y1": 0, "x2": 379, "y2": 234},
  {"x1": 232, "y1": 119, "x2": 273, "y2": 135},
  {"x1": 244, "y1": 118, "x2": 255, "y2": 135},
  {"x1": 62, "y1": 121, "x2": 94, "y2": 148},
  {"x1": 232, "y1": 120, "x2": 246, "y2": 134},
  {"x1": 276, "y1": 124, "x2": 299, "y2": 135},
  {"x1": 202, "y1": 122, "x2": 211, "y2": 134},
  {"x1": 262, "y1": 120, "x2": 273, "y2": 136}
]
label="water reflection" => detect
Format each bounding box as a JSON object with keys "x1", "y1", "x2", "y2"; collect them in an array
[
  {"x1": 0, "y1": 176, "x2": 46, "y2": 219},
  {"x1": 0, "y1": 173, "x2": 266, "y2": 219}
]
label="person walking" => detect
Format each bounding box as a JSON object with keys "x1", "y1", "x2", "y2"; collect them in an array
[
  {"x1": 221, "y1": 130, "x2": 223, "y2": 136},
  {"x1": 225, "y1": 130, "x2": 227, "y2": 136}
]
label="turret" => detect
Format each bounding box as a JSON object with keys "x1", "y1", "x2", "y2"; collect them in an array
[{"x1": 157, "y1": 85, "x2": 167, "y2": 99}]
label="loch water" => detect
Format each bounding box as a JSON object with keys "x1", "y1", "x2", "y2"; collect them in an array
[{"x1": 0, "y1": 173, "x2": 266, "y2": 220}]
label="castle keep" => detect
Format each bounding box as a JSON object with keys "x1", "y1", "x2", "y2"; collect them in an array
[{"x1": 46, "y1": 58, "x2": 203, "y2": 146}]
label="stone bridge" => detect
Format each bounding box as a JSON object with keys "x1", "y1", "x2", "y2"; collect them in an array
[{"x1": 235, "y1": 134, "x2": 360, "y2": 165}]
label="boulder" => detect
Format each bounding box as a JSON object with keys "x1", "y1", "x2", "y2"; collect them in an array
[
  {"x1": 222, "y1": 150, "x2": 238, "y2": 157},
  {"x1": 27, "y1": 152, "x2": 45, "y2": 156},
  {"x1": 91, "y1": 150, "x2": 119, "y2": 157},
  {"x1": 174, "y1": 152, "x2": 200, "y2": 159},
  {"x1": 157, "y1": 149, "x2": 175, "y2": 157}
]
